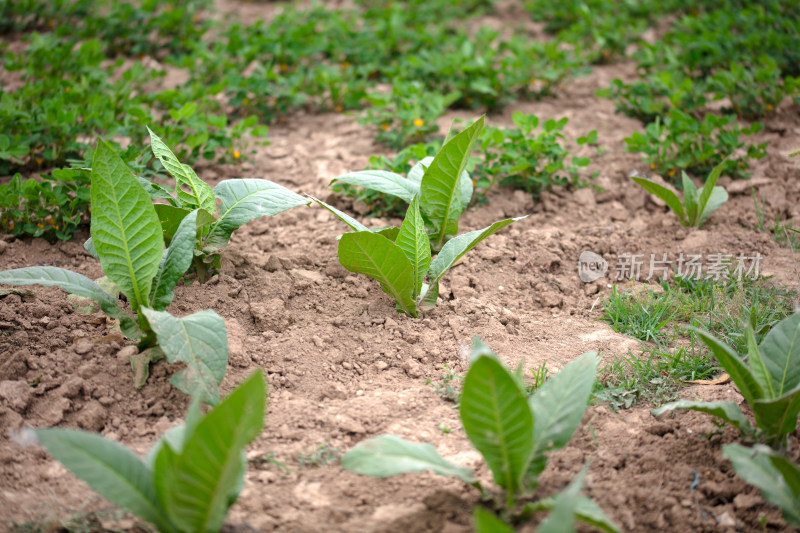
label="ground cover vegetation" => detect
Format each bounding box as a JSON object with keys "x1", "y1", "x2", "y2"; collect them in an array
[{"x1": 1, "y1": 0, "x2": 799, "y2": 530}]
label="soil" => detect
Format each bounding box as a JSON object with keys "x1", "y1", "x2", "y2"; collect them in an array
[{"x1": 2, "y1": 2, "x2": 800, "y2": 532}]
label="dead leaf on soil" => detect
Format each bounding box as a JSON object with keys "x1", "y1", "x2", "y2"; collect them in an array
[{"x1": 684, "y1": 373, "x2": 730, "y2": 385}]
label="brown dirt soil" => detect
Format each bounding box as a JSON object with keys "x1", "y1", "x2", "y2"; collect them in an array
[{"x1": 2, "y1": 3, "x2": 800, "y2": 533}]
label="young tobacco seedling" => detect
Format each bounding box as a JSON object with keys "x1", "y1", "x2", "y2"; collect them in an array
[
  {"x1": 723, "y1": 444, "x2": 800, "y2": 527},
  {"x1": 632, "y1": 159, "x2": 728, "y2": 228},
  {"x1": 331, "y1": 116, "x2": 487, "y2": 251},
  {"x1": 31, "y1": 370, "x2": 266, "y2": 533},
  {"x1": 653, "y1": 311, "x2": 800, "y2": 448},
  {"x1": 104, "y1": 128, "x2": 310, "y2": 283},
  {"x1": 342, "y1": 338, "x2": 619, "y2": 532},
  {"x1": 0, "y1": 139, "x2": 228, "y2": 403},
  {"x1": 318, "y1": 118, "x2": 524, "y2": 317}
]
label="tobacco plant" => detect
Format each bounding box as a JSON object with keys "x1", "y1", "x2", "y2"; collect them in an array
[
  {"x1": 632, "y1": 159, "x2": 728, "y2": 228},
  {"x1": 0, "y1": 139, "x2": 228, "y2": 403},
  {"x1": 319, "y1": 117, "x2": 524, "y2": 317},
  {"x1": 343, "y1": 339, "x2": 619, "y2": 531},
  {"x1": 92, "y1": 128, "x2": 309, "y2": 282},
  {"x1": 31, "y1": 370, "x2": 266, "y2": 533},
  {"x1": 653, "y1": 311, "x2": 800, "y2": 448},
  {"x1": 723, "y1": 444, "x2": 800, "y2": 527}
]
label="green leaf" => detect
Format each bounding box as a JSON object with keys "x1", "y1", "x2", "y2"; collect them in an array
[
  {"x1": 474, "y1": 507, "x2": 515, "y2": 533},
  {"x1": 91, "y1": 139, "x2": 163, "y2": 312},
  {"x1": 751, "y1": 384, "x2": 800, "y2": 445},
  {"x1": 156, "y1": 370, "x2": 266, "y2": 533},
  {"x1": 681, "y1": 172, "x2": 699, "y2": 224},
  {"x1": 338, "y1": 231, "x2": 418, "y2": 317},
  {"x1": 84, "y1": 237, "x2": 99, "y2": 259},
  {"x1": 460, "y1": 353, "x2": 534, "y2": 497},
  {"x1": 204, "y1": 179, "x2": 310, "y2": 254},
  {"x1": 137, "y1": 177, "x2": 177, "y2": 205},
  {"x1": 130, "y1": 347, "x2": 164, "y2": 389},
  {"x1": 421, "y1": 116, "x2": 484, "y2": 248},
  {"x1": 697, "y1": 187, "x2": 728, "y2": 227},
  {"x1": 332, "y1": 170, "x2": 419, "y2": 203},
  {"x1": 0, "y1": 266, "x2": 139, "y2": 339},
  {"x1": 746, "y1": 326, "x2": 775, "y2": 398},
  {"x1": 525, "y1": 496, "x2": 621, "y2": 533},
  {"x1": 757, "y1": 312, "x2": 800, "y2": 397},
  {"x1": 140, "y1": 308, "x2": 228, "y2": 404},
  {"x1": 652, "y1": 400, "x2": 755, "y2": 434},
  {"x1": 428, "y1": 217, "x2": 524, "y2": 285},
  {"x1": 536, "y1": 466, "x2": 587, "y2": 533},
  {"x1": 154, "y1": 204, "x2": 191, "y2": 243},
  {"x1": 310, "y1": 196, "x2": 370, "y2": 232},
  {"x1": 419, "y1": 280, "x2": 439, "y2": 311},
  {"x1": 697, "y1": 159, "x2": 727, "y2": 223},
  {"x1": 342, "y1": 435, "x2": 475, "y2": 484},
  {"x1": 148, "y1": 127, "x2": 216, "y2": 213},
  {"x1": 527, "y1": 352, "x2": 597, "y2": 480},
  {"x1": 632, "y1": 177, "x2": 686, "y2": 224},
  {"x1": 395, "y1": 195, "x2": 431, "y2": 299},
  {"x1": 34, "y1": 429, "x2": 172, "y2": 532},
  {"x1": 149, "y1": 210, "x2": 198, "y2": 310},
  {"x1": 691, "y1": 327, "x2": 765, "y2": 404},
  {"x1": 724, "y1": 444, "x2": 800, "y2": 527}
]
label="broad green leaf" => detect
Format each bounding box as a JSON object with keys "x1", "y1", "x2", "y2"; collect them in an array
[
  {"x1": 474, "y1": 507, "x2": 515, "y2": 533},
  {"x1": 528, "y1": 352, "x2": 597, "y2": 471},
  {"x1": 395, "y1": 196, "x2": 431, "y2": 298},
  {"x1": 156, "y1": 370, "x2": 265, "y2": 533},
  {"x1": 751, "y1": 383, "x2": 800, "y2": 444},
  {"x1": 767, "y1": 448, "x2": 800, "y2": 500},
  {"x1": 697, "y1": 159, "x2": 727, "y2": 222},
  {"x1": 536, "y1": 466, "x2": 587, "y2": 533},
  {"x1": 34, "y1": 429, "x2": 172, "y2": 532},
  {"x1": 460, "y1": 354, "x2": 534, "y2": 496},
  {"x1": 421, "y1": 116, "x2": 484, "y2": 248},
  {"x1": 697, "y1": 187, "x2": 728, "y2": 227},
  {"x1": 204, "y1": 179, "x2": 310, "y2": 254},
  {"x1": 149, "y1": 210, "x2": 199, "y2": 310},
  {"x1": 375, "y1": 226, "x2": 400, "y2": 241},
  {"x1": 524, "y1": 496, "x2": 621, "y2": 533},
  {"x1": 632, "y1": 177, "x2": 686, "y2": 224},
  {"x1": 746, "y1": 326, "x2": 774, "y2": 398},
  {"x1": 428, "y1": 217, "x2": 524, "y2": 285},
  {"x1": 91, "y1": 139, "x2": 163, "y2": 312},
  {"x1": 691, "y1": 327, "x2": 765, "y2": 404},
  {"x1": 681, "y1": 172, "x2": 699, "y2": 224},
  {"x1": 342, "y1": 435, "x2": 475, "y2": 484},
  {"x1": 311, "y1": 196, "x2": 369, "y2": 232},
  {"x1": 130, "y1": 347, "x2": 164, "y2": 389},
  {"x1": 407, "y1": 158, "x2": 430, "y2": 184},
  {"x1": 141, "y1": 308, "x2": 228, "y2": 404},
  {"x1": 148, "y1": 127, "x2": 216, "y2": 213},
  {"x1": 0, "y1": 266, "x2": 139, "y2": 338},
  {"x1": 332, "y1": 170, "x2": 418, "y2": 203},
  {"x1": 652, "y1": 400, "x2": 755, "y2": 434},
  {"x1": 154, "y1": 204, "x2": 191, "y2": 243},
  {"x1": 145, "y1": 401, "x2": 202, "y2": 469},
  {"x1": 724, "y1": 444, "x2": 800, "y2": 527},
  {"x1": 411, "y1": 156, "x2": 472, "y2": 209},
  {"x1": 338, "y1": 231, "x2": 418, "y2": 317},
  {"x1": 756, "y1": 312, "x2": 800, "y2": 396}
]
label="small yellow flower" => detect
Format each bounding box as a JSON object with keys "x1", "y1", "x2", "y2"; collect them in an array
[
  {"x1": 233, "y1": 150, "x2": 241, "y2": 159},
  {"x1": 341, "y1": 61, "x2": 350, "y2": 69},
  {"x1": 650, "y1": 164, "x2": 655, "y2": 170},
  {"x1": 8, "y1": 223, "x2": 13, "y2": 230},
  {"x1": 35, "y1": 157, "x2": 43, "y2": 165},
  {"x1": 668, "y1": 169, "x2": 675, "y2": 177},
  {"x1": 381, "y1": 123, "x2": 390, "y2": 131},
  {"x1": 53, "y1": 225, "x2": 59, "y2": 230},
  {"x1": 64, "y1": 87, "x2": 70, "y2": 93},
  {"x1": 529, "y1": 78, "x2": 536, "y2": 84},
  {"x1": 413, "y1": 118, "x2": 424, "y2": 127},
  {"x1": 37, "y1": 223, "x2": 44, "y2": 229},
  {"x1": 766, "y1": 104, "x2": 773, "y2": 111},
  {"x1": 335, "y1": 105, "x2": 343, "y2": 112},
  {"x1": 279, "y1": 63, "x2": 288, "y2": 72},
  {"x1": 242, "y1": 98, "x2": 249, "y2": 105}
]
